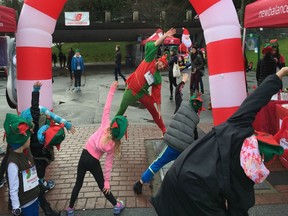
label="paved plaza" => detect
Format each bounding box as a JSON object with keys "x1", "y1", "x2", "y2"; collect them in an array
[{"x1": 0, "y1": 65, "x2": 287, "y2": 215}]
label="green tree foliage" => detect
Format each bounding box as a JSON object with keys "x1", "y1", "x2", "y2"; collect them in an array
[
  {"x1": 133, "y1": 0, "x2": 192, "y2": 29},
  {"x1": 234, "y1": 0, "x2": 257, "y2": 27}
]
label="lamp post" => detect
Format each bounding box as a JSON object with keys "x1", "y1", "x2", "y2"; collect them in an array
[{"x1": 246, "y1": 32, "x2": 261, "y2": 64}]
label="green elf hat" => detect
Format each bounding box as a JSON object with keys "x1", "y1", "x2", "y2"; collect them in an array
[
  {"x1": 269, "y1": 39, "x2": 279, "y2": 48},
  {"x1": 157, "y1": 53, "x2": 169, "y2": 68},
  {"x1": 111, "y1": 116, "x2": 128, "y2": 140},
  {"x1": 189, "y1": 95, "x2": 205, "y2": 114},
  {"x1": 262, "y1": 44, "x2": 273, "y2": 55},
  {"x1": 75, "y1": 49, "x2": 80, "y2": 53},
  {"x1": 255, "y1": 130, "x2": 284, "y2": 162},
  {"x1": 3, "y1": 113, "x2": 34, "y2": 150},
  {"x1": 170, "y1": 46, "x2": 178, "y2": 54}
]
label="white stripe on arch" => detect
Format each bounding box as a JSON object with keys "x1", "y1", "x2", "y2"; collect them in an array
[
  {"x1": 17, "y1": 4, "x2": 56, "y2": 34},
  {"x1": 209, "y1": 72, "x2": 247, "y2": 108},
  {"x1": 16, "y1": 29, "x2": 52, "y2": 47},
  {"x1": 200, "y1": 0, "x2": 240, "y2": 30},
  {"x1": 204, "y1": 25, "x2": 240, "y2": 44},
  {"x1": 17, "y1": 79, "x2": 53, "y2": 112}
]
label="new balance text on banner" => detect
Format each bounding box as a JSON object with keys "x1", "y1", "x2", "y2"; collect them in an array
[
  {"x1": 65, "y1": 12, "x2": 90, "y2": 26},
  {"x1": 244, "y1": 0, "x2": 288, "y2": 28}
]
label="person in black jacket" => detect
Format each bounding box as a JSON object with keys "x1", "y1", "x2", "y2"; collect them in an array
[
  {"x1": 151, "y1": 67, "x2": 288, "y2": 216},
  {"x1": 256, "y1": 45, "x2": 277, "y2": 86},
  {"x1": 190, "y1": 46, "x2": 204, "y2": 96},
  {"x1": 168, "y1": 46, "x2": 178, "y2": 100},
  {"x1": 133, "y1": 74, "x2": 202, "y2": 195},
  {"x1": 67, "y1": 48, "x2": 75, "y2": 80},
  {"x1": 114, "y1": 45, "x2": 126, "y2": 83},
  {"x1": 270, "y1": 40, "x2": 285, "y2": 70}
]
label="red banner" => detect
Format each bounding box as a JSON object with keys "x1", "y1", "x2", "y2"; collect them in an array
[
  {"x1": 245, "y1": 0, "x2": 288, "y2": 28},
  {"x1": 0, "y1": 6, "x2": 17, "y2": 33}
]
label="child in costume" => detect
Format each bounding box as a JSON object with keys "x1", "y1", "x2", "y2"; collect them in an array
[
  {"x1": 66, "y1": 81, "x2": 128, "y2": 216},
  {"x1": 71, "y1": 49, "x2": 84, "y2": 92},
  {"x1": 133, "y1": 74, "x2": 203, "y2": 194},
  {"x1": 151, "y1": 67, "x2": 288, "y2": 216},
  {"x1": 20, "y1": 81, "x2": 76, "y2": 193},
  {"x1": 115, "y1": 28, "x2": 177, "y2": 135},
  {"x1": 4, "y1": 113, "x2": 40, "y2": 216}
]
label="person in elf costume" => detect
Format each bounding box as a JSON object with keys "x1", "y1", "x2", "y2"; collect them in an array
[
  {"x1": 4, "y1": 113, "x2": 40, "y2": 216},
  {"x1": 151, "y1": 67, "x2": 288, "y2": 216},
  {"x1": 66, "y1": 81, "x2": 128, "y2": 216},
  {"x1": 133, "y1": 74, "x2": 204, "y2": 195},
  {"x1": 20, "y1": 81, "x2": 76, "y2": 195},
  {"x1": 270, "y1": 39, "x2": 285, "y2": 70},
  {"x1": 115, "y1": 28, "x2": 177, "y2": 134}
]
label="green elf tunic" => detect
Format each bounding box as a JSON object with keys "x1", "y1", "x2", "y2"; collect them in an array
[{"x1": 116, "y1": 42, "x2": 166, "y2": 133}]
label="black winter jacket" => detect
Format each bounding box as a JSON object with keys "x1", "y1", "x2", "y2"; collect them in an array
[
  {"x1": 256, "y1": 54, "x2": 276, "y2": 86},
  {"x1": 152, "y1": 74, "x2": 282, "y2": 216}
]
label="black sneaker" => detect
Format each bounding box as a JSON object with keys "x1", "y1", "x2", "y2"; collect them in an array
[
  {"x1": 39, "y1": 179, "x2": 55, "y2": 192},
  {"x1": 169, "y1": 96, "x2": 173, "y2": 100},
  {"x1": 133, "y1": 181, "x2": 143, "y2": 194}
]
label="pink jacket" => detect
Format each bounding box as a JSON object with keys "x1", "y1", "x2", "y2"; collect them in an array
[{"x1": 85, "y1": 85, "x2": 117, "y2": 189}]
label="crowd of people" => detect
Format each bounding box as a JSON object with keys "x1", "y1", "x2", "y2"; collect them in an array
[
  {"x1": 0, "y1": 27, "x2": 287, "y2": 216},
  {"x1": 52, "y1": 48, "x2": 85, "y2": 92}
]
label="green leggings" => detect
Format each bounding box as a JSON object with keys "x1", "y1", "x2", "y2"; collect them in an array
[{"x1": 116, "y1": 89, "x2": 166, "y2": 133}]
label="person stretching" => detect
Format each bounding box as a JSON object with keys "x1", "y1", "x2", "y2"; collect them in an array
[{"x1": 66, "y1": 81, "x2": 128, "y2": 216}]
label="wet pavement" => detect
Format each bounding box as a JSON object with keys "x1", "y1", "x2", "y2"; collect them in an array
[{"x1": 0, "y1": 65, "x2": 288, "y2": 215}]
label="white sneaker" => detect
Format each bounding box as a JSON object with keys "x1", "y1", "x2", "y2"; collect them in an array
[{"x1": 0, "y1": 178, "x2": 7, "y2": 188}]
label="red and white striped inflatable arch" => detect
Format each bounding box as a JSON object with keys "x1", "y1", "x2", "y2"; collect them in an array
[
  {"x1": 16, "y1": 0, "x2": 66, "y2": 112},
  {"x1": 189, "y1": 0, "x2": 246, "y2": 125},
  {"x1": 16, "y1": 0, "x2": 246, "y2": 125}
]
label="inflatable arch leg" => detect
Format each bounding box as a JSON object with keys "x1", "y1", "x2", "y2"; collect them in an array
[
  {"x1": 16, "y1": 0, "x2": 246, "y2": 125},
  {"x1": 189, "y1": 0, "x2": 247, "y2": 125},
  {"x1": 16, "y1": 0, "x2": 66, "y2": 112}
]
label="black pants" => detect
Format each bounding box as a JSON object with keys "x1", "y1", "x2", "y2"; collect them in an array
[
  {"x1": 114, "y1": 64, "x2": 126, "y2": 82},
  {"x1": 168, "y1": 70, "x2": 177, "y2": 97},
  {"x1": 0, "y1": 144, "x2": 9, "y2": 181},
  {"x1": 190, "y1": 71, "x2": 200, "y2": 94},
  {"x1": 74, "y1": 70, "x2": 82, "y2": 87},
  {"x1": 69, "y1": 149, "x2": 117, "y2": 208},
  {"x1": 30, "y1": 143, "x2": 54, "y2": 179},
  {"x1": 68, "y1": 64, "x2": 73, "y2": 79}
]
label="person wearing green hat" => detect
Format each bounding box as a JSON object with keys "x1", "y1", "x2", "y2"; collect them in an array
[
  {"x1": 66, "y1": 81, "x2": 128, "y2": 216},
  {"x1": 71, "y1": 49, "x2": 84, "y2": 92},
  {"x1": 168, "y1": 46, "x2": 178, "y2": 100},
  {"x1": 4, "y1": 113, "x2": 41, "y2": 216},
  {"x1": 133, "y1": 73, "x2": 203, "y2": 194},
  {"x1": 151, "y1": 67, "x2": 288, "y2": 216},
  {"x1": 15, "y1": 81, "x2": 75, "y2": 216},
  {"x1": 256, "y1": 44, "x2": 276, "y2": 86},
  {"x1": 115, "y1": 28, "x2": 177, "y2": 136},
  {"x1": 270, "y1": 39, "x2": 286, "y2": 70},
  {"x1": 20, "y1": 81, "x2": 76, "y2": 194}
]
